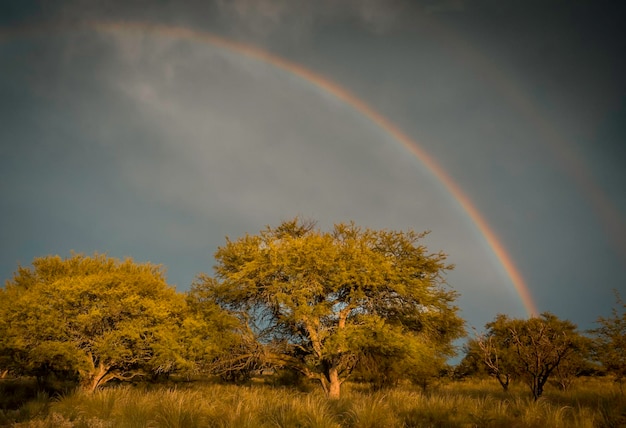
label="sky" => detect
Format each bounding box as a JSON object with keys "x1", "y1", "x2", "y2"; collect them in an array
[{"x1": 1, "y1": 0, "x2": 625, "y2": 335}]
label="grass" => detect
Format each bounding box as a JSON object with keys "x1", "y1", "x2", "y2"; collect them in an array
[{"x1": 1, "y1": 377, "x2": 624, "y2": 427}]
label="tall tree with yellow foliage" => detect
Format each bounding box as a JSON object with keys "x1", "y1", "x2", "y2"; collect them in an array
[{"x1": 196, "y1": 218, "x2": 464, "y2": 398}]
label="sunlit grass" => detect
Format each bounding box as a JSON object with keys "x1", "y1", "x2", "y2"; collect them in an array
[{"x1": 4, "y1": 377, "x2": 624, "y2": 427}]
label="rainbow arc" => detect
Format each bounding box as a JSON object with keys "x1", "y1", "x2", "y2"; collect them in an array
[{"x1": 1, "y1": 20, "x2": 540, "y2": 316}]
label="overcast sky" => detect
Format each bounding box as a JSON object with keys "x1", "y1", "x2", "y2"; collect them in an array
[{"x1": 1, "y1": 0, "x2": 624, "y2": 333}]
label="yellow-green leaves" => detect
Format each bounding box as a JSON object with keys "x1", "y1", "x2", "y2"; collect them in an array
[
  {"x1": 203, "y1": 218, "x2": 464, "y2": 398},
  {"x1": 0, "y1": 253, "x2": 187, "y2": 391}
]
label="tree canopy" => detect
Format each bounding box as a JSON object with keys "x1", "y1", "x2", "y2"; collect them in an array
[
  {"x1": 473, "y1": 313, "x2": 585, "y2": 399},
  {"x1": 2, "y1": 219, "x2": 616, "y2": 400},
  {"x1": 592, "y1": 293, "x2": 626, "y2": 386},
  {"x1": 0, "y1": 253, "x2": 190, "y2": 391},
  {"x1": 196, "y1": 218, "x2": 464, "y2": 398},
  {"x1": 475, "y1": 314, "x2": 519, "y2": 391}
]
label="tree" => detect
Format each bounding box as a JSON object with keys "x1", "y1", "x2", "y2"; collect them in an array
[
  {"x1": 0, "y1": 253, "x2": 189, "y2": 392},
  {"x1": 455, "y1": 339, "x2": 489, "y2": 380},
  {"x1": 352, "y1": 336, "x2": 449, "y2": 390},
  {"x1": 183, "y1": 278, "x2": 265, "y2": 383},
  {"x1": 511, "y1": 313, "x2": 583, "y2": 399},
  {"x1": 197, "y1": 218, "x2": 464, "y2": 398},
  {"x1": 592, "y1": 293, "x2": 626, "y2": 389},
  {"x1": 475, "y1": 314, "x2": 519, "y2": 391},
  {"x1": 478, "y1": 313, "x2": 582, "y2": 400},
  {"x1": 550, "y1": 338, "x2": 592, "y2": 391}
]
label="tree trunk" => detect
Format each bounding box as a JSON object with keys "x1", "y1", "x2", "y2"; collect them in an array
[
  {"x1": 530, "y1": 375, "x2": 543, "y2": 401},
  {"x1": 328, "y1": 366, "x2": 341, "y2": 399},
  {"x1": 496, "y1": 373, "x2": 510, "y2": 392},
  {"x1": 535, "y1": 375, "x2": 548, "y2": 400},
  {"x1": 81, "y1": 362, "x2": 110, "y2": 393}
]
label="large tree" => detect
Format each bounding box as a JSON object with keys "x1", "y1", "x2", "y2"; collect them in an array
[
  {"x1": 0, "y1": 253, "x2": 189, "y2": 392},
  {"x1": 196, "y1": 218, "x2": 464, "y2": 398}
]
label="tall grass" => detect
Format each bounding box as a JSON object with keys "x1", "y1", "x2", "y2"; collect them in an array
[{"x1": 4, "y1": 377, "x2": 624, "y2": 427}]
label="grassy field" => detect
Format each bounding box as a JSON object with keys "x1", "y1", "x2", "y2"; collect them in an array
[{"x1": 1, "y1": 377, "x2": 624, "y2": 427}]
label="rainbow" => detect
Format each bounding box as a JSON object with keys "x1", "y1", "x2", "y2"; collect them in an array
[
  {"x1": 2, "y1": 21, "x2": 540, "y2": 316},
  {"x1": 420, "y1": 17, "x2": 626, "y2": 265}
]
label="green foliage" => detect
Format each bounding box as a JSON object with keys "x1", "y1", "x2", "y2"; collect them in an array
[
  {"x1": 183, "y1": 280, "x2": 251, "y2": 380},
  {"x1": 354, "y1": 343, "x2": 448, "y2": 391},
  {"x1": 475, "y1": 313, "x2": 586, "y2": 400},
  {"x1": 509, "y1": 313, "x2": 585, "y2": 400},
  {"x1": 474, "y1": 314, "x2": 520, "y2": 391},
  {"x1": 199, "y1": 218, "x2": 464, "y2": 398},
  {"x1": 455, "y1": 338, "x2": 490, "y2": 380},
  {"x1": 591, "y1": 292, "x2": 626, "y2": 385},
  {"x1": 550, "y1": 336, "x2": 594, "y2": 391},
  {"x1": 0, "y1": 253, "x2": 189, "y2": 391}
]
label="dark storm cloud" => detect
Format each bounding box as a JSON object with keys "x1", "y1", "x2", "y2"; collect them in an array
[
  {"x1": 1, "y1": 0, "x2": 624, "y2": 331},
  {"x1": 1, "y1": 23, "x2": 488, "y2": 298}
]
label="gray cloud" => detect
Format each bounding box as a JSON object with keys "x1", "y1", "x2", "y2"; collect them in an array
[{"x1": 1, "y1": 0, "x2": 624, "y2": 332}]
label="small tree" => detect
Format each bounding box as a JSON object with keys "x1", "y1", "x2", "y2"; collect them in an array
[
  {"x1": 509, "y1": 313, "x2": 580, "y2": 400},
  {"x1": 475, "y1": 315, "x2": 518, "y2": 391},
  {"x1": 478, "y1": 313, "x2": 582, "y2": 400},
  {"x1": 550, "y1": 341, "x2": 591, "y2": 391},
  {"x1": 592, "y1": 293, "x2": 626, "y2": 389},
  {"x1": 198, "y1": 218, "x2": 464, "y2": 398},
  {"x1": 353, "y1": 338, "x2": 447, "y2": 390},
  {"x1": 455, "y1": 339, "x2": 490, "y2": 380},
  {"x1": 0, "y1": 253, "x2": 189, "y2": 392}
]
